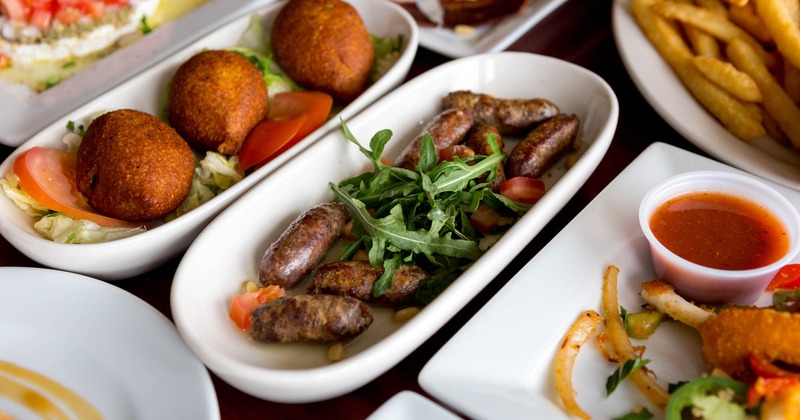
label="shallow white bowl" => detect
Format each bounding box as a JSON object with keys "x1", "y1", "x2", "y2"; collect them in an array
[
  {"x1": 0, "y1": 0, "x2": 418, "y2": 281},
  {"x1": 171, "y1": 51, "x2": 619, "y2": 403},
  {"x1": 639, "y1": 170, "x2": 800, "y2": 305}
]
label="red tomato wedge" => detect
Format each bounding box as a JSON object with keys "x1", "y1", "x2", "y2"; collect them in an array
[
  {"x1": 269, "y1": 91, "x2": 333, "y2": 140},
  {"x1": 499, "y1": 177, "x2": 546, "y2": 205},
  {"x1": 767, "y1": 264, "x2": 800, "y2": 291},
  {"x1": 13, "y1": 147, "x2": 139, "y2": 228},
  {"x1": 238, "y1": 114, "x2": 306, "y2": 171},
  {"x1": 238, "y1": 91, "x2": 333, "y2": 171},
  {"x1": 229, "y1": 285, "x2": 286, "y2": 330}
]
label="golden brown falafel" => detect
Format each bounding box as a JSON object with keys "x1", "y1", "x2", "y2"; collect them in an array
[
  {"x1": 271, "y1": 0, "x2": 375, "y2": 102},
  {"x1": 75, "y1": 109, "x2": 195, "y2": 223},
  {"x1": 168, "y1": 49, "x2": 268, "y2": 155}
]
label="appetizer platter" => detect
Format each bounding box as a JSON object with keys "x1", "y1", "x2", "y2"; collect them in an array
[
  {"x1": 0, "y1": 267, "x2": 218, "y2": 419},
  {"x1": 612, "y1": 0, "x2": 800, "y2": 191},
  {"x1": 170, "y1": 51, "x2": 617, "y2": 403},
  {"x1": 397, "y1": 0, "x2": 568, "y2": 58},
  {"x1": 0, "y1": 0, "x2": 418, "y2": 280},
  {"x1": 0, "y1": 0, "x2": 281, "y2": 147},
  {"x1": 419, "y1": 142, "x2": 800, "y2": 419}
]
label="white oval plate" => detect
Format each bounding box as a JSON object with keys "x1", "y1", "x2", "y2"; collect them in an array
[
  {"x1": 612, "y1": 0, "x2": 800, "y2": 191},
  {"x1": 0, "y1": 0, "x2": 418, "y2": 281},
  {"x1": 418, "y1": 142, "x2": 798, "y2": 419},
  {"x1": 0, "y1": 266, "x2": 218, "y2": 419},
  {"x1": 367, "y1": 391, "x2": 460, "y2": 420},
  {"x1": 171, "y1": 51, "x2": 618, "y2": 403}
]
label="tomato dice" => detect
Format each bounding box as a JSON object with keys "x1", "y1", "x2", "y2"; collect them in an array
[
  {"x1": 499, "y1": 177, "x2": 546, "y2": 205},
  {"x1": 229, "y1": 285, "x2": 286, "y2": 330},
  {"x1": 767, "y1": 264, "x2": 800, "y2": 291},
  {"x1": 747, "y1": 376, "x2": 800, "y2": 407},
  {"x1": 439, "y1": 145, "x2": 475, "y2": 162},
  {"x1": 13, "y1": 147, "x2": 139, "y2": 228},
  {"x1": 469, "y1": 204, "x2": 512, "y2": 234},
  {"x1": 0, "y1": 0, "x2": 28, "y2": 21},
  {"x1": 237, "y1": 91, "x2": 333, "y2": 171}
]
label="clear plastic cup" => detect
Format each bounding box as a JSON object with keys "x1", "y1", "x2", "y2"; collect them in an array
[{"x1": 639, "y1": 170, "x2": 800, "y2": 305}]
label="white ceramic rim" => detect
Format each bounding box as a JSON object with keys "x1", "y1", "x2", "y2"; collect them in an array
[{"x1": 638, "y1": 170, "x2": 800, "y2": 279}]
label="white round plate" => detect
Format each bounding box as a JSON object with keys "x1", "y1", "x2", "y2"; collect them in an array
[
  {"x1": 612, "y1": 0, "x2": 800, "y2": 191},
  {"x1": 0, "y1": 267, "x2": 219, "y2": 419}
]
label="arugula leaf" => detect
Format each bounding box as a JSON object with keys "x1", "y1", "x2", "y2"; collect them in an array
[
  {"x1": 332, "y1": 121, "x2": 530, "y2": 299},
  {"x1": 606, "y1": 357, "x2": 651, "y2": 396}
]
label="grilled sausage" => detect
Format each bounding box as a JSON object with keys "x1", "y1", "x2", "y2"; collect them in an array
[
  {"x1": 506, "y1": 114, "x2": 579, "y2": 179},
  {"x1": 308, "y1": 261, "x2": 429, "y2": 305},
  {"x1": 442, "y1": 90, "x2": 559, "y2": 135},
  {"x1": 394, "y1": 107, "x2": 473, "y2": 170},
  {"x1": 250, "y1": 294, "x2": 373, "y2": 343},
  {"x1": 464, "y1": 123, "x2": 506, "y2": 191},
  {"x1": 259, "y1": 202, "x2": 349, "y2": 289}
]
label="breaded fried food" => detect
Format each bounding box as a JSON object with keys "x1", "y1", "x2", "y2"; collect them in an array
[
  {"x1": 76, "y1": 109, "x2": 195, "y2": 223},
  {"x1": 168, "y1": 50, "x2": 268, "y2": 155},
  {"x1": 271, "y1": 0, "x2": 374, "y2": 102},
  {"x1": 699, "y1": 307, "x2": 800, "y2": 379}
]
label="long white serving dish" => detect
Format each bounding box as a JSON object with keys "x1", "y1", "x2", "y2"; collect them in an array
[
  {"x1": 170, "y1": 51, "x2": 618, "y2": 403},
  {"x1": 418, "y1": 142, "x2": 797, "y2": 419},
  {"x1": 0, "y1": 0, "x2": 418, "y2": 281}
]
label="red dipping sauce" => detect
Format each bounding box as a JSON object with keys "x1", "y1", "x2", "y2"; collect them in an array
[{"x1": 649, "y1": 191, "x2": 790, "y2": 270}]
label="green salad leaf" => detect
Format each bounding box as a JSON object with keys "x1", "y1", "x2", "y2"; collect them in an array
[{"x1": 331, "y1": 121, "x2": 530, "y2": 299}]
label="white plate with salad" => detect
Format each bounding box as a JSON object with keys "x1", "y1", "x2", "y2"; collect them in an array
[
  {"x1": 0, "y1": 0, "x2": 417, "y2": 281},
  {"x1": 0, "y1": 0, "x2": 280, "y2": 147},
  {"x1": 0, "y1": 266, "x2": 218, "y2": 419},
  {"x1": 418, "y1": 142, "x2": 797, "y2": 419},
  {"x1": 170, "y1": 51, "x2": 617, "y2": 403}
]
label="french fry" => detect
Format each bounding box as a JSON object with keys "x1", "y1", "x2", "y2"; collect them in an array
[
  {"x1": 651, "y1": 1, "x2": 778, "y2": 68},
  {"x1": 554, "y1": 310, "x2": 603, "y2": 420},
  {"x1": 727, "y1": 0, "x2": 749, "y2": 8},
  {"x1": 727, "y1": 38, "x2": 800, "y2": 148},
  {"x1": 756, "y1": 0, "x2": 800, "y2": 69},
  {"x1": 784, "y1": 60, "x2": 800, "y2": 104},
  {"x1": 676, "y1": 0, "x2": 722, "y2": 57},
  {"x1": 695, "y1": 0, "x2": 730, "y2": 16},
  {"x1": 633, "y1": 0, "x2": 766, "y2": 139},
  {"x1": 728, "y1": 2, "x2": 773, "y2": 43},
  {"x1": 762, "y1": 107, "x2": 792, "y2": 146},
  {"x1": 692, "y1": 55, "x2": 763, "y2": 101}
]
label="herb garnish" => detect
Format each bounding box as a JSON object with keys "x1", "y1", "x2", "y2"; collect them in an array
[
  {"x1": 332, "y1": 121, "x2": 531, "y2": 299},
  {"x1": 606, "y1": 357, "x2": 651, "y2": 396}
]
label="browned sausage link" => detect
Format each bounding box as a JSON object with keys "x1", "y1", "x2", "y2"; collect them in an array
[
  {"x1": 308, "y1": 261, "x2": 429, "y2": 305},
  {"x1": 442, "y1": 90, "x2": 560, "y2": 135},
  {"x1": 464, "y1": 123, "x2": 506, "y2": 191},
  {"x1": 259, "y1": 202, "x2": 348, "y2": 289},
  {"x1": 506, "y1": 114, "x2": 580, "y2": 179},
  {"x1": 393, "y1": 107, "x2": 473, "y2": 170},
  {"x1": 249, "y1": 294, "x2": 373, "y2": 343}
]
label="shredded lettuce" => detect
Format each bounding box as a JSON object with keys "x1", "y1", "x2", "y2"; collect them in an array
[
  {"x1": 166, "y1": 151, "x2": 241, "y2": 221},
  {"x1": 34, "y1": 214, "x2": 144, "y2": 244},
  {"x1": 0, "y1": 173, "x2": 50, "y2": 218},
  {"x1": 371, "y1": 34, "x2": 404, "y2": 83}
]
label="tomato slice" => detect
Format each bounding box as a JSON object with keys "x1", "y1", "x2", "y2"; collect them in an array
[
  {"x1": 238, "y1": 114, "x2": 306, "y2": 171},
  {"x1": 749, "y1": 353, "x2": 800, "y2": 379},
  {"x1": 13, "y1": 147, "x2": 138, "y2": 228},
  {"x1": 747, "y1": 376, "x2": 800, "y2": 407},
  {"x1": 0, "y1": 0, "x2": 28, "y2": 21},
  {"x1": 269, "y1": 91, "x2": 333, "y2": 140},
  {"x1": 767, "y1": 264, "x2": 800, "y2": 291},
  {"x1": 229, "y1": 285, "x2": 286, "y2": 330},
  {"x1": 499, "y1": 177, "x2": 546, "y2": 205}
]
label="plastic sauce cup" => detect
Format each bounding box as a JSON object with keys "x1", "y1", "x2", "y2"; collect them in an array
[{"x1": 639, "y1": 171, "x2": 800, "y2": 305}]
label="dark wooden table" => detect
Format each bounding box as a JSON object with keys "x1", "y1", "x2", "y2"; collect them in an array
[{"x1": 0, "y1": 0, "x2": 708, "y2": 417}]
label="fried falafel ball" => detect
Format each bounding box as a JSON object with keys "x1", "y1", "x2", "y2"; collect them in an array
[
  {"x1": 76, "y1": 109, "x2": 195, "y2": 223},
  {"x1": 168, "y1": 49, "x2": 268, "y2": 155},
  {"x1": 271, "y1": 0, "x2": 374, "y2": 103}
]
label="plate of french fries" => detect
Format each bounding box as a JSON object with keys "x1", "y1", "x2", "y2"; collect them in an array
[{"x1": 612, "y1": 0, "x2": 800, "y2": 191}]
